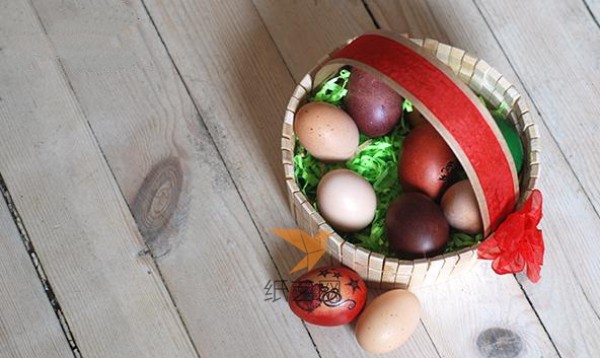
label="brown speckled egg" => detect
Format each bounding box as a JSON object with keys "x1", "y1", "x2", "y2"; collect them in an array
[
  {"x1": 317, "y1": 169, "x2": 376, "y2": 232},
  {"x1": 386, "y1": 193, "x2": 449, "y2": 258},
  {"x1": 399, "y1": 124, "x2": 457, "y2": 199},
  {"x1": 295, "y1": 102, "x2": 359, "y2": 162},
  {"x1": 441, "y1": 180, "x2": 483, "y2": 234},
  {"x1": 355, "y1": 290, "x2": 421, "y2": 354},
  {"x1": 345, "y1": 68, "x2": 403, "y2": 137}
]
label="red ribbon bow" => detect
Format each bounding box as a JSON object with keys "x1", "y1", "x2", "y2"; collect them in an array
[{"x1": 477, "y1": 190, "x2": 545, "y2": 282}]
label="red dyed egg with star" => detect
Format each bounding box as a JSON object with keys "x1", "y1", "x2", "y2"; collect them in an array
[{"x1": 288, "y1": 266, "x2": 367, "y2": 326}]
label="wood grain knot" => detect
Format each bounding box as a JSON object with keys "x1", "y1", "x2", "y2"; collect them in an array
[
  {"x1": 476, "y1": 327, "x2": 523, "y2": 358},
  {"x1": 133, "y1": 158, "x2": 183, "y2": 246}
]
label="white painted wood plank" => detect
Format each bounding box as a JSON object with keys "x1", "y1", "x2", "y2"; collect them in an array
[
  {"x1": 415, "y1": 263, "x2": 556, "y2": 358},
  {"x1": 0, "y1": 1, "x2": 197, "y2": 357},
  {"x1": 0, "y1": 197, "x2": 72, "y2": 358},
  {"x1": 26, "y1": 0, "x2": 319, "y2": 356},
  {"x1": 252, "y1": 0, "x2": 374, "y2": 80},
  {"x1": 370, "y1": 0, "x2": 600, "y2": 355},
  {"x1": 364, "y1": 0, "x2": 448, "y2": 43},
  {"x1": 587, "y1": 0, "x2": 600, "y2": 20},
  {"x1": 140, "y1": 1, "x2": 438, "y2": 356}
]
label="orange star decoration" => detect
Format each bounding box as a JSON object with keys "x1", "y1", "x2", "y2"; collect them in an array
[{"x1": 272, "y1": 229, "x2": 329, "y2": 273}]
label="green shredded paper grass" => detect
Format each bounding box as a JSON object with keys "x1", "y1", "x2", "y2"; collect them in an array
[{"x1": 294, "y1": 69, "x2": 487, "y2": 256}]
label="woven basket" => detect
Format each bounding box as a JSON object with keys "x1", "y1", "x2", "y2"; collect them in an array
[{"x1": 281, "y1": 32, "x2": 540, "y2": 289}]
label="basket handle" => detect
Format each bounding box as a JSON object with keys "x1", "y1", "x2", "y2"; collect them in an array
[{"x1": 315, "y1": 31, "x2": 519, "y2": 235}]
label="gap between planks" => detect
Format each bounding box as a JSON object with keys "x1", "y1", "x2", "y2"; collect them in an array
[
  {"x1": 582, "y1": 0, "x2": 600, "y2": 29},
  {"x1": 0, "y1": 172, "x2": 80, "y2": 358}
]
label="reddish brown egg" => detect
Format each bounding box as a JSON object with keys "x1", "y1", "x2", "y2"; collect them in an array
[
  {"x1": 385, "y1": 193, "x2": 449, "y2": 258},
  {"x1": 406, "y1": 108, "x2": 427, "y2": 128},
  {"x1": 399, "y1": 124, "x2": 457, "y2": 199},
  {"x1": 288, "y1": 266, "x2": 367, "y2": 327},
  {"x1": 345, "y1": 68, "x2": 403, "y2": 137}
]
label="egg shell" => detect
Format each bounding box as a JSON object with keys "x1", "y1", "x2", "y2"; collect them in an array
[
  {"x1": 345, "y1": 68, "x2": 403, "y2": 137},
  {"x1": 355, "y1": 289, "x2": 421, "y2": 354},
  {"x1": 495, "y1": 118, "x2": 524, "y2": 173},
  {"x1": 295, "y1": 102, "x2": 359, "y2": 162},
  {"x1": 399, "y1": 124, "x2": 458, "y2": 199},
  {"x1": 441, "y1": 180, "x2": 483, "y2": 234},
  {"x1": 289, "y1": 266, "x2": 367, "y2": 327},
  {"x1": 317, "y1": 169, "x2": 376, "y2": 232},
  {"x1": 406, "y1": 108, "x2": 427, "y2": 128},
  {"x1": 386, "y1": 192, "x2": 449, "y2": 258}
]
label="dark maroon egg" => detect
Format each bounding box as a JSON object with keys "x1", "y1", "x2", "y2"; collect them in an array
[
  {"x1": 345, "y1": 68, "x2": 403, "y2": 137},
  {"x1": 385, "y1": 193, "x2": 449, "y2": 258},
  {"x1": 399, "y1": 124, "x2": 457, "y2": 199}
]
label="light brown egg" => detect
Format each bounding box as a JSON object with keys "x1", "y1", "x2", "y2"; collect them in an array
[
  {"x1": 317, "y1": 169, "x2": 376, "y2": 232},
  {"x1": 295, "y1": 102, "x2": 359, "y2": 162},
  {"x1": 355, "y1": 290, "x2": 421, "y2": 354},
  {"x1": 441, "y1": 180, "x2": 483, "y2": 234}
]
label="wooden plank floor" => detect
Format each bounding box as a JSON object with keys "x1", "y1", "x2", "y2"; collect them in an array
[{"x1": 0, "y1": 0, "x2": 598, "y2": 357}]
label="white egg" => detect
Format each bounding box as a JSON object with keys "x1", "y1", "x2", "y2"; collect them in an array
[{"x1": 317, "y1": 169, "x2": 376, "y2": 232}]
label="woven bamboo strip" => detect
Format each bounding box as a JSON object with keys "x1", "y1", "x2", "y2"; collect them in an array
[
  {"x1": 381, "y1": 258, "x2": 400, "y2": 290},
  {"x1": 354, "y1": 247, "x2": 371, "y2": 281},
  {"x1": 299, "y1": 74, "x2": 313, "y2": 92},
  {"x1": 301, "y1": 202, "x2": 318, "y2": 236},
  {"x1": 480, "y1": 67, "x2": 502, "y2": 102},
  {"x1": 423, "y1": 38, "x2": 440, "y2": 55},
  {"x1": 342, "y1": 242, "x2": 357, "y2": 267},
  {"x1": 281, "y1": 136, "x2": 293, "y2": 152},
  {"x1": 282, "y1": 112, "x2": 294, "y2": 138},
  {"x1": 367, "y1": 253, "x2": 385, "y2": 288},
  {"x1": 283, "y1": 162, "x2": 294, "y2": 180},
  {"x1": 435, "y1": 43, "x2": 452, "y2": 65},
  {"x1": 492, "y1": 77, "x2": 514, "y2": 113},
  {"x1": 409, "y1": 259, "x2": 430, "y2": 288},
  {"x1": 435, "y1": 253, "x2": 460, "y2": 283},
  {"x1": 469, "y1": 59, "x2": 491, "y2": 94},
  {"x1": 292, "y1": 84, "x2": 307, "y2": 101},
  {"x1": 422, "y1": 257, "x2": 445, "y2": 286},
  {"x1": 505, "y1": 87, "x2": 522, "y2": 112},
  {"x1": 395, "y1": 262, "x2": 414, "y2": 289},
  {"x1": 410, "y1": 38, "x2": 424, "y2": 47},
  {"x1": 452, "y1": 250, "x2": 478, "y2": 275},
  {"x1": 287, "y1": 96, "x2": 300, "y2": 112},
  {"x1": 282, "y1": 148, "x2": 293, "y2": 164},
  {"x1": 326, "y1": 230, "x2": 344, "y2": 263},
  {"x1": 458, "y1": 52, "x2": 479, "y2": 84},
  {"x1": 448, "y1": 47, "x2": 466, "y2": 75}
]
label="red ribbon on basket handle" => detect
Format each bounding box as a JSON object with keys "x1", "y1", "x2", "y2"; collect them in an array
[{"x1": 477, "y1": 190, "x2": 545, "y2": 282}]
